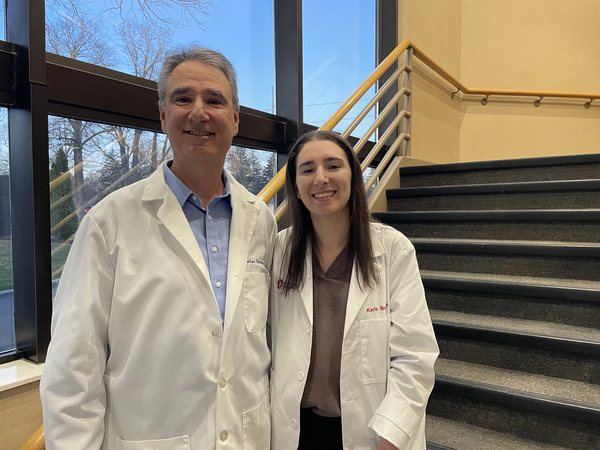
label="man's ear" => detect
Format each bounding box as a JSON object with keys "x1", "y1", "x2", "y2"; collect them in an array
[{"x1": 159, "y1": 107, "x2": 167, "y2": 134}]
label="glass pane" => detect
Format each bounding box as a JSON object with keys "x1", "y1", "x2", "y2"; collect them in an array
[
  {"x1": 0, "y1": 2, "x2": 4, "y2": 40},
  {"x1": 303, "y1": 0, "x2": 376, "y2": 137},
  {"x1": 225, "y1": 146, "x2": 277, "y2": 211},
  {"x1": 45, "y1": 0, "x2": 275, "y2": 113},
  {"x1": 49, "y1": 117, "x2": 173, "y2": 281},
  {"x1": 0, "y1": 107, "x2": 14, "y2": 354}
]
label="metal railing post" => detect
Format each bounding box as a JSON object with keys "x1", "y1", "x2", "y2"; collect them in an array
[{"x1": 399, "y1": 46, "x2": 413, "y2": 157}]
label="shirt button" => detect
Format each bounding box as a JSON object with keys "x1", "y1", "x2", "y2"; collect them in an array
[
  {"x1": 220, "y1": 430, "x2": 228, "y2": 441},
  {"x1": 298, "y1": 372, "x2": 305, "y2": 381},
  {"x1": 212, "y1": 246, "x2": 218, "y2": 253},
  {"x1": 291, "y1": 419, "x2": 298, "y2": 429},
  {"x1": 216, "y1": 281, "x2": 222, "y2": 288},
  {"x1": 191, "y1": 195, "x2": 197, "y2": 201},
  {"x1": 208, "y1": 214, "x2": 212, "y2": 220},
  {"x1": 219, "y1": 378, "x2": 227, "y2": 389},
  {"x1": 212, "y1": 328, "x2": 222, "y2": 338}
]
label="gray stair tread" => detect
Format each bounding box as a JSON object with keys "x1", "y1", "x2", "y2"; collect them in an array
[
  {"x1": 390, "y1": 178, "x2": 600, "y2": 196},
  {"x1": 421, "y1": 269, "x2": 600, "y2": 291},
  {"x1": 430, "y1": 310, "x2": 600, "y2": 343},
  {"x1": 426, "y1": 415, "x2": 568, "y2": 450},
  {"x1": 435, "y1": 358, "x2": 600, "y2": 405},
  {"x1": 413, "y1": 237, "x2": 600, "y2": 249}
]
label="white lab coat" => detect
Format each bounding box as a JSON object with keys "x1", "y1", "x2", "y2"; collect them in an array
[
  {"x1": 40, "y1": 162, "x2": 277, "y2": 450},
  {"x1": 270, "y1": 222, "x2": 438, "y2": 450}
]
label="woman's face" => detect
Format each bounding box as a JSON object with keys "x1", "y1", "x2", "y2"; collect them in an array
[{"x1": 294, "y1": 139, "x2": 352, "y2": 221}]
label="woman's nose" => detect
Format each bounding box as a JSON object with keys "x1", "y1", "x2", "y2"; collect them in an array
[{"x1": 314, "y1": 167, "x2": 328, "y2": 184}]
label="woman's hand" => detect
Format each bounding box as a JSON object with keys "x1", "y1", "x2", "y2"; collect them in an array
[{"x1": 377, "y1": 438, "x2": 399, "y2": 450}]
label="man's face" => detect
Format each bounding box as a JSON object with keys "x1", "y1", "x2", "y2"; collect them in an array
[{"x1": 159, "y1": 61, "x2": 239, "y2": 167}]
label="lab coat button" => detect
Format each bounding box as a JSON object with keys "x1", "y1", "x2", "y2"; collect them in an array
[
  {"x1": 219, "y1": 378, "x2": 227, "y2": 389},
  {"x1": 298, "y1": 372, "x2": 305, "y2": 381},
  {"x1": 220, "y1": 430, "x2": 228, "y2": 441},
  {"x1": 306, "y1": 326, "x2": 311, "y2": 334},
  {"x1": 212, "y1": 328, "x2": 222, "y2": 338},
  {"x1": 291, "y1": 419, "x2": 298, "y2": 429}
]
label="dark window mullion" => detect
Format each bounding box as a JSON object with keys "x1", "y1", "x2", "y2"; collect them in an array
[{"x1": 6, "y1": 0, "x2": 52, "y2": 363}]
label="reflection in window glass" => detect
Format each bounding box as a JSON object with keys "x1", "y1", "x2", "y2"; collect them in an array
[
  {"x1": 45, "y1": 0, "x2": 275, "y2": 113},
  {"x1": 49, "y1": 117, "x2": 173, "y2": 281},
  {"x1": 0, "y1": 108, "x2": 14, "y2": 354},
  {"x1": 303, "y1": 0, "x2": 376, "y2": 137},
  {"x1": 48, "y1": 117, "x2": 277, "y2": 282}
]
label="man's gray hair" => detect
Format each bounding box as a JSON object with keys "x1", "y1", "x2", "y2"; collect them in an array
[{"x1": 157, "y1": 46, "x2": 239, "y2": 112}]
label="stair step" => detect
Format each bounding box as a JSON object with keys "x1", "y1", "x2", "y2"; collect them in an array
[
  {"x1": 375, "y1": 209, "x2": 600, "y2": 242},
  {"x1": 421, "y1": 270, "x2": 600, "y2": 328},
  {"x1": 388, "y1": 179, "x2": 600, "y2": 211},
  {"x1": 426, "y1": 415, "x2": 569, "y2": 450},
  {"x1": 412, "y1": 238, "x2": 600, "y2": 281},
  {"x1": 400, "y1": 153, "x2": 600, "y2": 187},
  {"x1": 431, "y1": 311, "x2": 600, "y2": 384},
  {"x1": 435, "y1": 358, "x2": 600, "y2": 406},
  {"x1": 428, "y1": 376, "x2": 600, "y2": 448}
]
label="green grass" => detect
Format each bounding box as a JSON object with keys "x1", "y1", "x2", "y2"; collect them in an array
[{"x1": 0, "y1": 239, "x2": 73, "y2": 291}]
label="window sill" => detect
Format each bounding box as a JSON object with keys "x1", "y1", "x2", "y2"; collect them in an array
[{"x1": 0, "y1": 359, "x2": 44, "y2": 393}]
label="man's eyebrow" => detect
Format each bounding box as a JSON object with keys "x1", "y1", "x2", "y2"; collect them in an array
[
  {"x1": 169, "y1": 86, "x2": 190, "y2": 99},
  {"x1": 207, "y1": 88, "x2": 228, "y2": 103}
]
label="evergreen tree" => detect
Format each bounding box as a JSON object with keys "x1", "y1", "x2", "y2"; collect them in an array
[
  {"x1": 50, "y1": 149, "x2": 79, "y2": 241},
  {"x1": 225, "y1": 147, "x2": 264, "y2": 195}
]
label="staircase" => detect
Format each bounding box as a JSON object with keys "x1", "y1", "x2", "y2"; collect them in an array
[{"x1": 373, "y1": 153, "x2": 600, "y2": 450}]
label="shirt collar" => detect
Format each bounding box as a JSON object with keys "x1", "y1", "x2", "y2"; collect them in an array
[{"x1": 163, "y1": 160, "x2": 231, "y2": 208}]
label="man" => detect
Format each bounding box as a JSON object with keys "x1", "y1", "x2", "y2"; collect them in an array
[{"x1": 40, "y1": 47, "x2": 276, "y2": 450}]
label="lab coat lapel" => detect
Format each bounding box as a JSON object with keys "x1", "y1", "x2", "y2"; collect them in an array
[
  {"x1": 343, "y1": 229, "x2": 385, "y2": 339},
  {"x1": 223, "y1": 180, "x2": 259, "y2": 331},
  {"x1": 142, "y1": 164, "x2": 215, "y2": 300},
  {"x1": 299, "y1": 250, "x2": 314, "y2": 326}
]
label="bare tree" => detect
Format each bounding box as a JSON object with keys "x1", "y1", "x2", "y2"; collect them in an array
[{"x1": 48, "y1": 0, "x2": 212, "y2": 30}]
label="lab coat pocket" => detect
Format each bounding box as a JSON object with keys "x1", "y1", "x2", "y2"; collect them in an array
[
  {"x1": 359, "y1": 318, "x2": 389, "y2": 384},
  {"x1": 243, "y1": 390, "x2": 271, "y2": 450},
  {"x1": 244, "y1": 272, "x2": 270, "y2": 333},
  {"x1": 116, "y1": 435, "x2": 190, "y2": 450}
]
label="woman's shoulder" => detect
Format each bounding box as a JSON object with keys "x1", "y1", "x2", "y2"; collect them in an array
[{"x1": 369, "y1": 221, "x2": 414, "y2": 252}]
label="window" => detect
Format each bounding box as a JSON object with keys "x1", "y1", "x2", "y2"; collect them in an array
[
  {"x1": 45, "y1": 0, "x2": 275, "y2": 113},
  {"x1": 49, "y1": 117, "x2": 173, "y2": 280},
  {"x1": 302, "y1": 0, "x2": 376, "y2": 136},
  {"x1": 0, "y1": 107, "x2": 14, "y2": 354},
  {"x1": 226, "y1": 146, "x2": 277, "y2": 211}
]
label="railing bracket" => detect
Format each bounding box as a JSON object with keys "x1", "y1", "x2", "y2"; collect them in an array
[
  {"x1": 481, "y1": 95, "x2": 489, "y2": 106},
  {"x1": 451, "y1": 88, "x2": 460, "y2": 100},
  {"x1": 534, "y1": 96, "x2": 543, "y2": 107},
  {"x1": 584, "y1": 99, "x2": 594, "y2": 109}
]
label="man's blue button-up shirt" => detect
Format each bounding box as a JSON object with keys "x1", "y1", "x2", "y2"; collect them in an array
[{"x1": 163, "y1": 162, "x2": 232, "y2": 321}]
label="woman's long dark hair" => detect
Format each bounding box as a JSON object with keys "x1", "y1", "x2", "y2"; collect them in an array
[{"x1": 280, "y1": 130, "x2": 378, "y2": 295}]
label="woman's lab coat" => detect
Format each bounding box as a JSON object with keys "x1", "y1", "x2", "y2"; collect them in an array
[
  {"x1": 40, "y1": 163, "x2": 276, "y2": 450},
  {"x1": 270, "y1": 222, "x2": 438, "y2": 450}
]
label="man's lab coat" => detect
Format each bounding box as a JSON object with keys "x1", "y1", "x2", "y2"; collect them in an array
[
  {"x1": 270, "y1": 222, "x2": 438, "y2": 450},
  {"x1": 40, "y1": 162, "x2": 276, "y2": 450}
]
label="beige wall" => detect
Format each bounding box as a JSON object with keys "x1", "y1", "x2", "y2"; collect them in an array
[
  {"x1": 459, "y1": 0, "x2": 600, "y2": 162},
  {"x1": 400, "y1": 0, "x2": 600, "y2": 163},
  {"x1": 0, "y1": 382, "x2": 43, "y2": 450},
  {"x1": 401, "y1": 0, "x2": 462, "y2": 163}
]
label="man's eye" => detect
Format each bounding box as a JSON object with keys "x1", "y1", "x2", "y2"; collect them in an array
[
  {"x1": 208, "y1": 99, "x2": 223, "y2": 105},
  {"x1": 175, "y1": 97, "x2": 190, "y2": 103}
]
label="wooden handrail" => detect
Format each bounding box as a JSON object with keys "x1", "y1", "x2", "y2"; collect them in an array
[
  {"x1": 257, "y1": 38, "x2": 600, "y2": 209},
  {"x1": 21, "y1": 425, "x2": 44, "y2": 450}
]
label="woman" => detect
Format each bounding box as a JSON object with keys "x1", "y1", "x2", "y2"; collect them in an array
[{"x1": 270, "y1": 130, "x2": 439, "y2": 450}]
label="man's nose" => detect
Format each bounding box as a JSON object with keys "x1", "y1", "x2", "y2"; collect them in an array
[{"x1": 189, "y1": 99, "x2": 209, "y2": 121}]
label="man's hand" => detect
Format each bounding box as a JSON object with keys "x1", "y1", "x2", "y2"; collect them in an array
[{"x1": 377, "y1": 437, "x2": 399, "y2": 450}]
